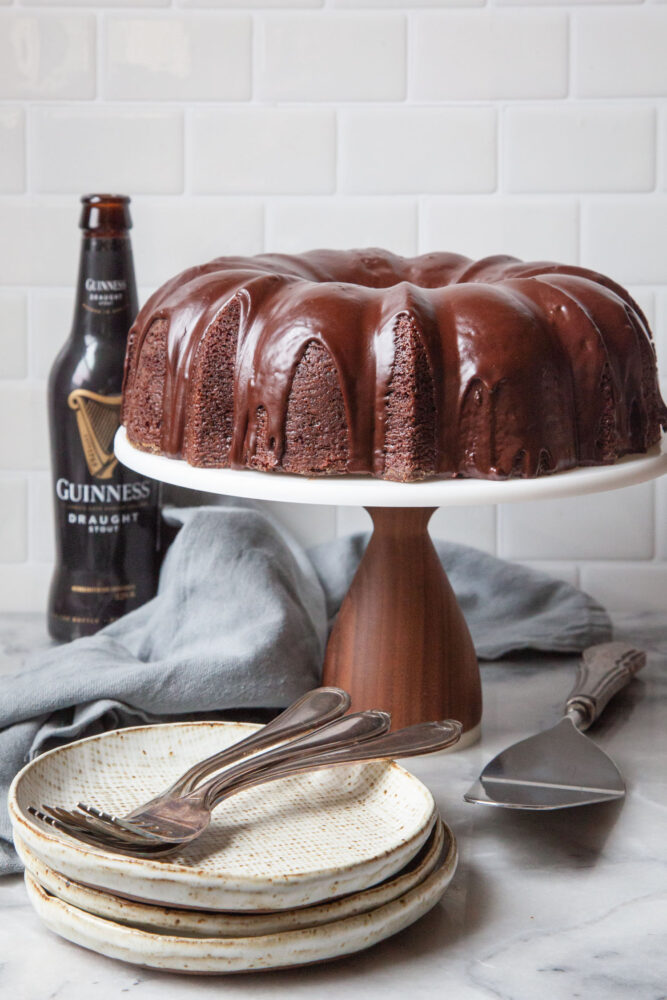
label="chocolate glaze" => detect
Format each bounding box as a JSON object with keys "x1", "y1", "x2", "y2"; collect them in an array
[{"x1": 121, "y1": 249, "x2": 667, "y2": 481}]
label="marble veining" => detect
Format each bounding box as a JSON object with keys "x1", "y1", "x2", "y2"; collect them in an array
[{"x1": 0, "y1": 611, "x2": 665, "y2": 1000}]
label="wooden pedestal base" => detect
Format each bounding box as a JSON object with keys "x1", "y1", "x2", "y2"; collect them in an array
[
  {"x1": 115, "y1": 427, "x2": 665, "y2": 741},
  {"x1": 322, "y1": 507, "x2": 482, "y2": 736}
]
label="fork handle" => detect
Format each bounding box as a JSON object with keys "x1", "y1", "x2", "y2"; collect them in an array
[
  {"x1": 205, "y1": 720, "x2": 462, "y2": 809},
  {"x1": 165, "y1": 687, "x2": 351, "y2": 797},
  {"x1": 194, "y1": 710, "x2": 391, "y2": 808},
  {"x1": 565, "y1": 642, "x2": 646, "y2": 730}
]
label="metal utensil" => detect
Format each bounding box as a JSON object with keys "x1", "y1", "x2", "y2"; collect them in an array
[
  {"x1": 31, "y1": 686, "x2": 349, "y2": 845},
  {"x1": 30, "y1": 708, "x2": 392, "y2": 850},
  {"x1": 464, "y1": 642, "x2": 646, "y2": 810},
  {"x1": 33, "y1": 718, "x2": 462, "y2": 857}
]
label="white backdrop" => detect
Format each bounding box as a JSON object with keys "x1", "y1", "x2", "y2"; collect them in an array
[{"x1": 0, "y1": 0, "x2": 665, "y2": 613}]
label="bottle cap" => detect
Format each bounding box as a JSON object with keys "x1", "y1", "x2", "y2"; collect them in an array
[{"x1": 79, "y1": 194, "x2": 132, "y2": 233}]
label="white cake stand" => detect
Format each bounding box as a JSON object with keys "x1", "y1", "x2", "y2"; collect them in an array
[{"x1": 115, "y1": 427, "x2": 667, "y2": 745}]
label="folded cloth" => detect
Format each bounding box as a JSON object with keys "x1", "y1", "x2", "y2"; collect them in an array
[
  {"x1": 0, "y1": 502, "x2": 610, "y2": 873},
  {"x1": 308, "y1": 533, "x2": 612, "y2": 660}
]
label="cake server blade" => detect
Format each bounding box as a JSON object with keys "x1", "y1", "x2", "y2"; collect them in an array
[{"x1": 464, "y1": 642, "x2": 645, "y2": 811}]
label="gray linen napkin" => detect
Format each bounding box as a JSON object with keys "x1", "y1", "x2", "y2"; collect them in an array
[
  {"x1": 0, "y1": 502, "x2": 610, "y2": 873},
  {"x1": 308, "y1": 533, "x2": 611, "y2": 660}
]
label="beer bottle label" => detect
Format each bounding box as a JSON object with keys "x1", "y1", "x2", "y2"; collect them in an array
[
  {"x1": 82, "y1": 276, "x2": 129, "y2": 315},
  {"x1": 78, "y1": 240, "x2": 134, "y2": 319},
  {"x1": 51, "y1": 386, "x2": 158, "y2": 621},
  {"x1": 48, "y1": 203, "x2": 160, "y2": 641}
]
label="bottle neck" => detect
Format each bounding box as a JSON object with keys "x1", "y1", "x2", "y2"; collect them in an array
[{"x1": 70, "y1": 234, "x2": 138, "y2": 341}]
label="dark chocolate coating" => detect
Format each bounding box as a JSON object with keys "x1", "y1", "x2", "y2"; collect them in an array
[{"x1": 121, "y1": 249, "x2": 666, "y2": 481}]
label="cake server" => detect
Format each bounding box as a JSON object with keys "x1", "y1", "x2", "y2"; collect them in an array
[{"x1": 464, "y1": 642, "x2": 645, "y2": 810}]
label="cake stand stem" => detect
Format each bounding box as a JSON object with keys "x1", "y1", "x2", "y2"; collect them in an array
[{"x1": 322, "y1": 506, "x2": 482, "y2": 737}]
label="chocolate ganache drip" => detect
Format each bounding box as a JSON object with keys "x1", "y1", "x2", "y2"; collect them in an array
[{"x1": 121, "y1": 249, "x2": 666, "y2": 482}]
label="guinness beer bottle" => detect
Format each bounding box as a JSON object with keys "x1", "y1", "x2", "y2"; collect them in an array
[{"x1": 47, "y1": 194, "x2": 160, "y2": 641}]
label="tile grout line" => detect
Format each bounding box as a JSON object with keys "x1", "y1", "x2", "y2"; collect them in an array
[{"x1": 0, "y1": 3, "x2": 666, "y2": 607}]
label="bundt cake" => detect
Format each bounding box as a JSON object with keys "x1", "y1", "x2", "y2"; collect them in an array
[{"x1": 121, "y1": 250, "x2": 666, "y2": 482}]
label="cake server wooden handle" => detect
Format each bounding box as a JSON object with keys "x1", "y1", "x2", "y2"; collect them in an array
[{"x1": 565, "y1": 642, "x2": 646, "y2": 730}]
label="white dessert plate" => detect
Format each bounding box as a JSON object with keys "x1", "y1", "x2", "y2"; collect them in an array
[
  {"x1": 10, "y1": 721, "x2": 436, "y2": 912},
  {"x1": 116, "y1": 426, "x2": 667, "y2": 508},
  {"x1": 23, "y1": 826, "x2": 457, "y2": 974},
  {"x1": 15, "y1": 821, "x2": 445, "y2": 937}
]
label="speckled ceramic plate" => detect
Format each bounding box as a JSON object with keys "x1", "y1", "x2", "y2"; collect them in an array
[
  {"x1": 16, "y1": 820, "x2": 445, "y2": 937},
  {"x1": 10, "y1": 721, "x2": 436, "y2": 911},
  {"x1": 23, "y1": 827, "x2": 457, "y2": 974}
]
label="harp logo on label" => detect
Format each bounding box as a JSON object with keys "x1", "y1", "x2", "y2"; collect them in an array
[
  {"x1": 60, "y1": 389, "x2": 154, "y2": 535},
  {"x1": 68, "y1": 389, "x2": 122, "y2": 479}
]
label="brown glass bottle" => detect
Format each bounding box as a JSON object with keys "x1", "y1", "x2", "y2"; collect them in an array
[{"x1": 47, "y1": 195, "x2": 160, "y2": 642}]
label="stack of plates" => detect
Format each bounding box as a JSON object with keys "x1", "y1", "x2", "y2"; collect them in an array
[{"x1": 9, "y1": 721, "x2": 457, "y2": 973}]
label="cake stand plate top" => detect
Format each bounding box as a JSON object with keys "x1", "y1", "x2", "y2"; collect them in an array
[{"x1": 115, "y1": 427, "x2": 667, "y2": 509}]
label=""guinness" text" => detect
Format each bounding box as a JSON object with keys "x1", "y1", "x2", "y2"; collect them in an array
[
  {"x1": 85, "y1": 278, "x2": 127, "y2": 292},
  {"x1": 56, "y1": 478, "x2": 153, "y2": 503}
]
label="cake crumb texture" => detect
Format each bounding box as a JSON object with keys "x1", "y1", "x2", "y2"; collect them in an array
[{"x1": 121, "y1": 249, "x2": 667, "y2": 482}]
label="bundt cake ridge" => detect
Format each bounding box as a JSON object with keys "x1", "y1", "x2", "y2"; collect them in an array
[{"x1": 121, "y1": 249, "x2": 666, "y2": 482}]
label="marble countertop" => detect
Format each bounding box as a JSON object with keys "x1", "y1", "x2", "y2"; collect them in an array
[{"x1": 1, "y1": 611, "x2": 665, "y2": 1000}]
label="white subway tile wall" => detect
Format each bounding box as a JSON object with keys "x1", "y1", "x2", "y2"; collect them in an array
[
  {"x1": 0, "y1": 383, "x2": 48, "y2": 470},
  {"x1": 339, "y1": 108, "x2": 497, "y2": 194},
  {"x1": 31, "y1": 108, "x2": 185, "y2": 194},
  {"x1": 29, "y1": 474, "x2": 54, "y2": 564},
  {"x1": 337, "y1": 506, "x2": 498, "y2": 556},
  {"x1": 255, "y1": 14, "x2": 406, "y2": 102},
  {"x1": 420, "y1": 197, "x2": 580, "y2": 261},
  {"x1": 0, "y1": 478, "x2": 27, "y2": 563},
  {"x1": 190, "y1": 109, "x2": 336, "y2": 194},
  {"x1": 504, "y1": 105, "x2": 656, "y2": 193},
  {"x1": 582, "y1": 199, "x2": 667, "y2": 284},
  {"x1": 0, "y1": 199, "x2": 80, "y2": 285},
  {"x1": 573, "y1": 10, "x2": 667, "y2": 98},
  {"x1": 104, "y1": 15, "x2": 252, "y2": 101},
  {"x1": 0, "y1": 14, "x2": 96, "y2": 100},
  {"x1": 0, "y1": 294, "x2": 27, "y2": 379},
  {"x1": 0, "y1": 1, "x2": 664, "y2": 615},
  {"x1": 411, "y1": 12, "x2": 569, "y2": 101},
  {"x1": 0, "y1": 108, "x2": 25, "y2": 193},
  {"x1": 497, "y1": 483, "x2": 655, "y2": 562},
  {"x1": 130, "y1": 197, "x2": 264, "y2": 285},
  {"x1": 266, "y1": 197, "x2": 418, "y2": 254},
  {"x1": 30, "y1": 292, "x2": 73, "y2": 379}
]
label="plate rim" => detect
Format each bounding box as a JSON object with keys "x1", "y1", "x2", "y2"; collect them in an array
[
  {"x1": 22, "y1": 822, "x2": 457, "y2": 972},
  {"x1": 15, "y1": 820, "x2": 446, "y2": 933},
  {"x1": 10, "y1": 719, "x2": 436, "y2": 902}
]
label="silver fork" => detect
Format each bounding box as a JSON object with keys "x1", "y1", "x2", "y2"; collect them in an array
[
  {"x1": 31, "y1": 708, "x2": 391, "y2": 850},
  {"x1": 34, "y1": 708, "x2": 390, "y2": 849},
  {"x1": 34, "y1": 719, "x2": 462, "y2": 858},
  {"x1": 30, "y1": 686, "x2": 349, "y2": 845},
  {"x1": 32, "y1": 709, "x2": 393, "y2": 853}
]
